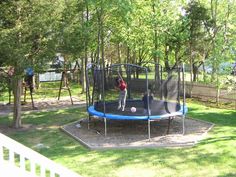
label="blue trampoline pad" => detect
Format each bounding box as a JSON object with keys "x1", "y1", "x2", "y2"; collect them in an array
[{"x1": 88, "y1": 100, "x2": 187, "y2": 120}]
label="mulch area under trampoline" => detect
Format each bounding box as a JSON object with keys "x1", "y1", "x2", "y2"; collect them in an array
[{"x1": 62, "y1": 117, "x2": 214, "y2": 150}]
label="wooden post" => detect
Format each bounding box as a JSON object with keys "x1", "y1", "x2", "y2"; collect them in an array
[
  {"x1": 58, "y1": 71, "x2": 64, "y2": 101},
  {"x1": 58, "y1": 71, "x2": 73, "y2": 105}
]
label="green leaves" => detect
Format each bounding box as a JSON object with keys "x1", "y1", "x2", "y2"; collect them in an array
[
  {"x1": 0, "y1": 0, "x2": 235, "y2": 78},
  {"x1": 0, "y1": 1, "x2": 58, "y2": 73}
]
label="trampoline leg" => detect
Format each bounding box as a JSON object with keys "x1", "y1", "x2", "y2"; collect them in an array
[
  {"x1": 167, "y1": 117, "x2": 170, "y2": 134},
  {"x1": 182, "y1": 115, "x2": 185, "y2": 135},
  {"x1": 167, "y1": 117, "x2": 173, "y2": 134},
  {"x1": 148, "y1": 119, "x2": 151, "y2": 141},
  {"x1": 104, "y1": 118, "x2": 107, "y2": 137},
  {"x1": 88, "y1": 115, "x2": 90, "y2": 130}
]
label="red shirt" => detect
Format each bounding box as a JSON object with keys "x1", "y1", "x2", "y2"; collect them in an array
[{"x1": 119, "y1": 80, "x2": 127, "y2": 91}]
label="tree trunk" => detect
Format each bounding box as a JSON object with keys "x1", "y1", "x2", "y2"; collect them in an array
[
  {"x1": 132, "y1": 50, "x2": 137, "y2": 78},
  {"x1": 152, "y1": 1, "x2": 158, "y2": 64},
  {"x1": 216, "y1": 86, "x2": 220, "y2": 106},
  {"x1": 91, "y1": 52, "x2": 94, "y2": 63},
  {"x1": 152, "y1": 1, "x2": 161, "y2": 89},
  {"x1": 81, "y1": 58, "x2": 86, "y2": 93},
  {"x1": 211, "y1": 62, "x2": 217, "y2": 82},
  {"x1": 96, "y1": 24, "x2": 100, "y2": 65},
  {"x1": 164, "y1": 43, "x2": 170, "y2": 70},
  {"x1": 202, "y1": 62, "x2": 207, "y2": 83},
  {"x1": 193, "y1": 64, "x2": 198, "y2": 82},
  {"x1": 126, "y1": 46, "x2": 130, "y2": 64},
  {"x1": 210, "y1": 0, "x2": 218, "y2": 83},
  {"x1": 117, "y1": 43, "x2": 121, "y2": 64},
  {"x1": 216, "y1": 75, "x2": 220, "y2": 106},
  {"x1": 80, "y1": 4, "x2": 85, "y2": 93},
  {"x1": 100, "y1": 10, "x2": 105, "y2": 70},
  {"x1": 12, "y1": 77, "x2": 22, "y2": 128},
  {"x1": 84, "y1": 1, "x2": 89, "y2": 92},
  {"x1": 189, "y1": 14, "x2": 194, "y2": 98},
  {"x1": 35, "y1": 74, "x2": 40, "y2": 89}
]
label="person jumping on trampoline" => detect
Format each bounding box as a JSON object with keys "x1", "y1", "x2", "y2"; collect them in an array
[
  {"x1": 116, "y1": 74, "x2": 127, "y2": 111},
  {"x1": 142, "y1": 89, "x2": 153, "y2": 115}
]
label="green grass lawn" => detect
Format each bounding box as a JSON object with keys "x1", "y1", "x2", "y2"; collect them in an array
[
  {"x1": 0, "y1": 81, "x2": 86, "y2": 104},
  {"x1": 0, "y1": 99, "x2": 236, "y2": 177}
]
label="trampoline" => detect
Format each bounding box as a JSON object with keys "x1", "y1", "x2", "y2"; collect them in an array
[
  {"x1": 85, "y1": 63, "x2": 187, "y2": 140},
  {"x1": 88, "y1": 100, "x2": 187, "y2": 120}
]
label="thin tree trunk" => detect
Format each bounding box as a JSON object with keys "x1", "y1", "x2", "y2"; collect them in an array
[
  {"x1": 96, "y1": 22, "x2": 100, "y2": 65},
  {"x1": 81, "y1": 1, "x2": 89, "y2": 93},
  {"x1": 126, "y1": 46, "x2": 130, "y2": 64},
  {"x1": 216, "y1": 75, "x2": 220, "y2": 106},
  {"x1": 193, "y1": 64, "x2": 198, "y2": 82},
  {"x1": 202, "y1": 62, "x2": 207, "y2": 82},
  {"x1": 152, "y1": 1, "x2": 158, "y2": 64},
  {"x1": 91, "y1": 52, "x2": 94, "y2": 63},
  {"x1": 118, "y1": 43, "x2": 121, "y2": 64},
  {"x1": 13, "y1": 3, "x2": 23, "y2": 128},
  {"x1": 12, "y1": 77, "x2": 22, "y2": 128},
  {"x1": 164, "y1": 43, "x2": 170, "y2": 70},
  {"x1": 35, "y1": 74, "x2": 40, "y2": 89},
  {"x1": 81, "y1": 59, "x2": 86, "y2": 93},
  {"x1": 84, "y1": 1, "x2": 89, "y2": 91},
  {"x1": 152, "y1": 1, "x2": 161, "y2": 88},
  {"x1": 133, "y1": 50, "x2": 136, "y2": 78},
  {"x1": 80, "y1": 11, "x2": 85, "y2": 93},
  {"x1": 100, "y1": 8, "x2": 105, "y2": 70},
  {"x1": 210, "y1": 0, "x2": 217, "y2": 82}
]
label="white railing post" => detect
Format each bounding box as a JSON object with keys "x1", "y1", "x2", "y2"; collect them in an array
[
  {"x1": 40, "y1": 165, "x2": 46, "y2": 177},
  {"x1": 0, "y1": 144, "x2": 3, "y2": 165},
  {"x1": 30, "y1": 160, "x2": 36, "y2": 175},
  {"x1": 20, "y1": 156, "x2": 26, "y2": 171},
  {"x1": 50, "y1": 170, "x2": 55, "y2": 177},
  {"x1": 9, "y1": 149, "x2": 14, "y2": 164},
  {"x1": 0, "y1": 133, "x2": 82, "y2": 177}
]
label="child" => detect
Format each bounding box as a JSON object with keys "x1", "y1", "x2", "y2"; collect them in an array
[
  {"x1": 142, "y1": 90, "x2": 153, "y2": 115},
  {"x1": 116, "y1": 75, "x2": 127, "y2": 111},
  {"x1": 24, "y1": 67, "x2": 34, "y2": 91}
]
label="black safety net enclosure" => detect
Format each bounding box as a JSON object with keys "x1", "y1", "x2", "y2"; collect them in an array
[{"x1": 85, "y1": 63, "x2": 187, "y2": 139}]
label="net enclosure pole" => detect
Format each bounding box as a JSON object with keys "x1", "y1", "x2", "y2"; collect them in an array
[
  {"x1": 160, "y1": 65, "x2": 163, "y2": 100},
  {"x1": 101, "y1": 66, "x2": 107, "y2": 136},
  {"x1": 182, "y1": 63, "x2": 186, "y2": 135},
  {"x1": 104, "y1": 117, "x2": 107, "y2": 137},
  {"x1": 85, "y1": 66, "x2": 90, "y2": 130},
  {"x1": 177, "y1": 66, "x2": 181, "y2": 104},
  {"x1": 145, "y1": 67, "x2": 151, "y2": 141}
]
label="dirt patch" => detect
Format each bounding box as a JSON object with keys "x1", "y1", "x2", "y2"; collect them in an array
[
  {"x1": 62, "y1": 117, "x2": 214, "y2": 149},
  {"x1": 0, "y1": 96, "x2": 86, "y2": 116},
  {"x1": 0, "y1": 123, "x2": 36, "y2": 134}
]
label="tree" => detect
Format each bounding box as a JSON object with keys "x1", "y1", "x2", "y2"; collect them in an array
[
  {"x1": 205, "y1": 0, "x2": 236, "y2": 104},
  {"x1": 185, "y1": 0, "x2": 211, "y2": 82},
  {"x1": 0, "y1": 1, "x2": 59, "y2": 128}
]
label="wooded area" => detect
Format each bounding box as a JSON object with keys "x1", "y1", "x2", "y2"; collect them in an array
[{"x1": 0, "y1": 0, "x2": 236, "y2": 127}]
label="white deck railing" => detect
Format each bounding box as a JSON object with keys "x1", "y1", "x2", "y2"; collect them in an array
[{"x1": 0, "y1": 133, "x2": 81, "y2": 177}]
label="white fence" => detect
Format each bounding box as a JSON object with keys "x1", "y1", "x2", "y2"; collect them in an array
[
  {"x1": 185, "y1": 82, "x2": 236, "y2": 102},
  {"x1": 39, "y1": 72, "x2": 62, "y2": 82},
  {"x1": 0, "y1": 133, "x2": 81, "y2": 177},
  {"x1": 122, "y1": 79, "x2": 236, "y2": 103}
]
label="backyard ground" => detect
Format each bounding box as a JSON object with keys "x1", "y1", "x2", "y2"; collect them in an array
[
  {"x1": 0, "y1": 96, "x2": 85, "y2": 116},
  {"x1": 0, "y1": 96, "x2": 235, "y2": 177}
]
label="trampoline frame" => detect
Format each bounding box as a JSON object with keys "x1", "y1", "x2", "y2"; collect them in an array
[{"x1": 85, "y1": 63, "x2": 187, "y2": 140}]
